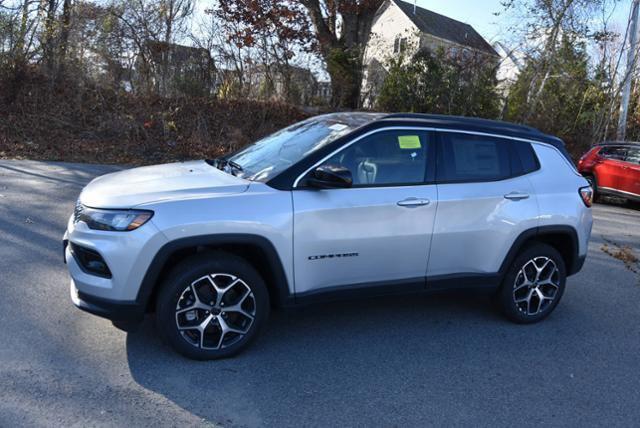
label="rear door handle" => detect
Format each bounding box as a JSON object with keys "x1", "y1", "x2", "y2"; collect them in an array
[
  {"x1": 397, "y1": 197, "x2": 430, "y2": 207},
  {"x1": 504, "y1": 192, "x2": 530, "y2": 201}
]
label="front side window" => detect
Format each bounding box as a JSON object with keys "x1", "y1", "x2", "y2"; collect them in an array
[
  {"x1": 600, "y1": 146, "x2": 627, "y2": 161},
  {"x1": 320, "y1": 130, "x2": 429, "y2": 186},
  {"x1": 438, "y1": 133, "x2": 512, "y2": 182}
]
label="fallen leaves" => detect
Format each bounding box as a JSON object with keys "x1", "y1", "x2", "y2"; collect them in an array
[{"x1": 601, "y1": 237, "x2": 640, "y2": 279}]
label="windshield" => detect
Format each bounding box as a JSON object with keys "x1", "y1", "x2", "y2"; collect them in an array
[{"x1": 223, "y1": 116, "x2": 363, "y2": 182}]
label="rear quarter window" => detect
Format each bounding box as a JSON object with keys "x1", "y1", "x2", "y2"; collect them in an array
[{"x1": 513, "y1": 141, "x2": 540, "y2": 174}]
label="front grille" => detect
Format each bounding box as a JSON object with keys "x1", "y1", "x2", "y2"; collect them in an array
[{"x1": 73, "y1": 200, "x2": 83, "y2": 224}]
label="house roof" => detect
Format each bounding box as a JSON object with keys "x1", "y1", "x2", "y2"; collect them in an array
[
  {"x1": 393, "y1": 0, "x2": 498, "y2": 56},
  {"x1": 145, "y1": 41, "x2": 211, "y2": 63}
]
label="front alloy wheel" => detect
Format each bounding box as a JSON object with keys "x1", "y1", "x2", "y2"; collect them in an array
[
  {"x1": 156, "y1": 251, "x2": 269, "y2": 360},
  {"x1": 176, "y1": 274, "x2": 256, "y2": 350}
]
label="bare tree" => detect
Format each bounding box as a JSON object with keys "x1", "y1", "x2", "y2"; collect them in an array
[
  {"x1": 57, "y1": 0, "x2": 71, "y2": 75},
  {"x1": 213, "y1": 0, "x2": 384, "y2": 107},
  {"x1": 501, "y1": 0, "x2": 608, "y2": 121},
  {"x1": 111, "y1": 0, "x2": 193, "y2": 94}
]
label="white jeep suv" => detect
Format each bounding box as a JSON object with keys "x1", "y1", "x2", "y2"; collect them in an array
[{"x1": 64, "y1": 113, "x2": 593, "y2": 360}]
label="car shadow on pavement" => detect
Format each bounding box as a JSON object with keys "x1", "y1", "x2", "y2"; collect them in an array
[
  {"x1": 0, "y1": 160, "x2": 122, "y2": 187},
  {"x1": 123, "y1": 246, "x2": 639, "y2": 427},
  {"x1": 124, "y1": 291, "x2": 500, "y2": 426}
]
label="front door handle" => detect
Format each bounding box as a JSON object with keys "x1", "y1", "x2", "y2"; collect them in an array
[
  {"x1": 397, "y1": 197, "x2": 430, "y2": 207},
  {"x1": 504, "y1": 192, "x2": 530, "y2": 201}
]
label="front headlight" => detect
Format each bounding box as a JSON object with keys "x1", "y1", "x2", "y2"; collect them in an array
[{"x1": 75, "y1": 205, "x2": 153, "y2": 231}]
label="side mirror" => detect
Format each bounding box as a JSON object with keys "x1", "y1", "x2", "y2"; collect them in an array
[{"x1": 305, "y1": 164, "x2": 353, "y2": 189}]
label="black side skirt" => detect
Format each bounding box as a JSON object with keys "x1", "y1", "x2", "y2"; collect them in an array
[{"x1": 293, "y1": 274, "x2": 500, "y2": 306}]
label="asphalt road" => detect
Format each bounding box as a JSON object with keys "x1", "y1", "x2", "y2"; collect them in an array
[{"x1": 1, "y1": 159, "x2": 639, "y2": 427}]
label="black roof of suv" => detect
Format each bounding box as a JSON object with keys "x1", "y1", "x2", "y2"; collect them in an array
[{"x1": 325, "y1": 112, "x2": 573, "y2": 164}]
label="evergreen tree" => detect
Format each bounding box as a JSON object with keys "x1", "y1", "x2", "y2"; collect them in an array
[{"x1": 376, "y1": 48, "x2": 501, "y2": 119}]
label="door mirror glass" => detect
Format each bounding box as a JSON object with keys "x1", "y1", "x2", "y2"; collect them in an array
[{"x1": 306, "y1": 165, "x2": 353, "y2": 189}]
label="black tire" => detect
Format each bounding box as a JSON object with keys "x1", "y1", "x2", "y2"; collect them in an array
[
  {"x1": 626, "y1": 199, "x2": 640, "y2": 210},
  {"x1": 498, "y1": 243, "x2": 566, "y2": 324},
  {"x1": 587, "y1": 174, "x2": 601, "y2": 203},
  {"x1": 155, "y1": 251, "x2": 270, "y2": 360}
]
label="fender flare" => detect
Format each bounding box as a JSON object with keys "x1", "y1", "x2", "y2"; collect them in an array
[
  {"x1": 135, "y1": 234, "x2": 293, "y2": 309},
  {"x1": 498, "y1": 225, "x2": 581, "y2": 278}
]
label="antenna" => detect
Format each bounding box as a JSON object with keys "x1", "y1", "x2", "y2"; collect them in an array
[{"x1": 413, "y1": 0, "x2": 417, "y2": 14}]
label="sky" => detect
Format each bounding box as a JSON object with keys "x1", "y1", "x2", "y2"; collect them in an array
[
  {"x1": 415, "y1": 0, "x2": 505, "y2": 41},
  {"x1": 191, "y1": 1, "x2": 633, "y2": 46},
  {"x1": 414, "y1": 0, "x2": 631, "y2": 43},
  {"x1": 190, "y1": 0, "x2": 635, "y2": 79}
]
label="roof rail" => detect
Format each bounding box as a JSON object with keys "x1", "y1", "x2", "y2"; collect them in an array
[
  {"x1": 596, "y1": 140, "x2": 640, "y2": 146},
  {"x1": 382, "y1": 113, "x2": 543, "y2": 135}
]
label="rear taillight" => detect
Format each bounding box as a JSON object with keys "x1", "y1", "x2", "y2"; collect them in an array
[{"x1": 579, "y1": 186, "x2": 593, "y2": 207}]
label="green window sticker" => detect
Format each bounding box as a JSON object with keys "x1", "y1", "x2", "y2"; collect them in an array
[{"x1": 398, "y1": 135, "x2": 421, "y2": 149}]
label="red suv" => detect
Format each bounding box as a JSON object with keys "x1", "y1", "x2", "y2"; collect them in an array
[{"x1": 578, "y1": 142, "x2": 640, "y2": 202}]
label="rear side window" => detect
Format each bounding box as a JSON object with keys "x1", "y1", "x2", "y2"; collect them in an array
[
  {"x1": 625, "y1": 148, "x2": 640, "y2": 164},
  {"x1": 437, "y1": 133, "x2": 512, "y2": 182}
]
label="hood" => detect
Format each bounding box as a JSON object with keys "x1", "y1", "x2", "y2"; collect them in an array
[{"x1": 80, "y1": 160, "x2": 250, "y2": 208}]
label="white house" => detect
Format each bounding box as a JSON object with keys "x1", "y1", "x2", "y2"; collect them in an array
[
  {"x1": 361, "y1": 0, "x2": 498, "y2": 106},
  {"x1": 494, "y1": 41, "x2": 524, "y2": 92}
]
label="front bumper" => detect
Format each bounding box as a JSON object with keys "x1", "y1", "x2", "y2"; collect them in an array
[
  {"x1": 70, "y1": 279, "x2": 144, "y2": 323},
  {"x1": 570, "y1": 254, "x2": 587, "y2": 276},
  {"x1": 64, "y1": 213, "x2": 169, "y2": 325}
]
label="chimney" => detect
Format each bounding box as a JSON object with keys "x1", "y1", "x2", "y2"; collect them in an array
[{"x1": 413, "y1": 0, "x2": 417, "y2": 14}]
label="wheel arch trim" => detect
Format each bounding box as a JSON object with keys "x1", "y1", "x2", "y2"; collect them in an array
[
  {"x1": 136, "y1": 234, "x2": 293, "y2": 310},
  {"x1": 499, "y1": 225, "x2": 582, "y2": 278}
]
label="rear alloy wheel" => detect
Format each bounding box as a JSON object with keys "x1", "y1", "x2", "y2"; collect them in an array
[
  {"x1": 156, "y1": 252, "x2": 269, "y2": 360},
  {"x1": 499, "y1": 244, "x2": 566, "y2": 324},
  {"x1": 512, "y1": 257, "x2": 560, "y2": 316}
]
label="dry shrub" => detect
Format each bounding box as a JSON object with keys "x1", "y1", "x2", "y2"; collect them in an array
[{"x1": 0, "y1": 70, "x2": 308, "y2": 165}]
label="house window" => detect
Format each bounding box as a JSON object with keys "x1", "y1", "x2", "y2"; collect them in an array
[{"x1": 394, "y1": 36, "x2": 408, "y2": 54}]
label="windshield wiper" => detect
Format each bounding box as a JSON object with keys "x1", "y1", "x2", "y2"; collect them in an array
[
  {"x1": 227, "y1": 160, "x2": 243, "y2": 173},
  {"x1": 205, "y1": 158, "x2": 222, "y2": 169},
  {"x1": 206, "y1": 158, "x2": 244, "y2": 176}
]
